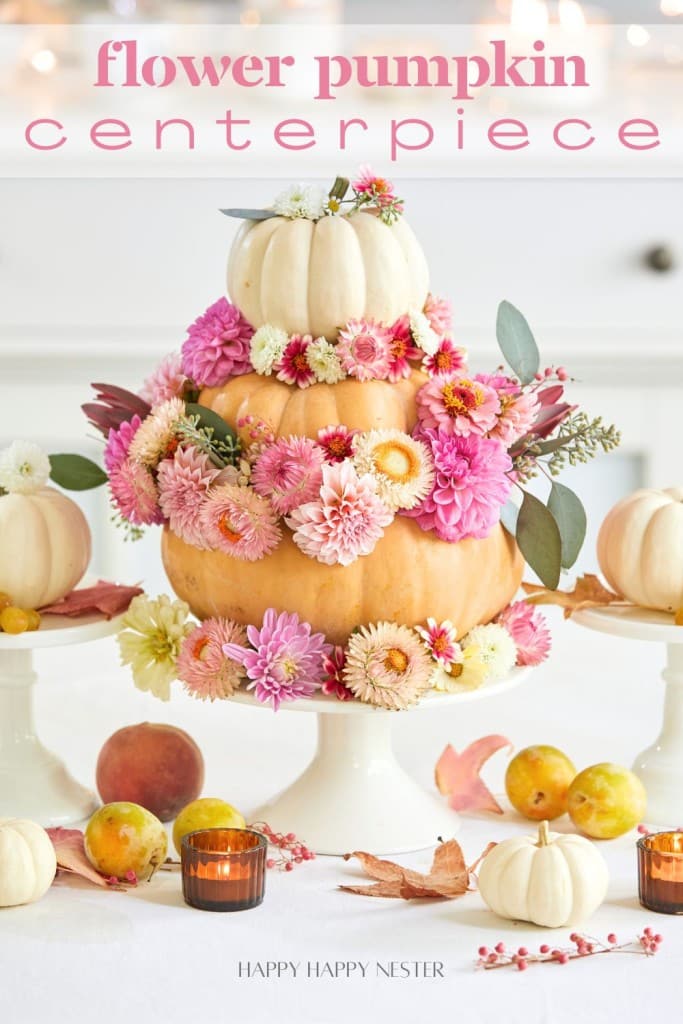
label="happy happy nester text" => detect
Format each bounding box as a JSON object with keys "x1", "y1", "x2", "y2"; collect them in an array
[{"x1": 237, "y1": 961, "x2": 445, "y2": 980}]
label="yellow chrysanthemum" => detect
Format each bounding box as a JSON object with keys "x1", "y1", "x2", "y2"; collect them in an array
[
  {"x1": 430, "y1": 644, "x2": 489, "y2": 693},
  {"x1": 118, "y1": 593, "x2": 194, "y2": 700}
]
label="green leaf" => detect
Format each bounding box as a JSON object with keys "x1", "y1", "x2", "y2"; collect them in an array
[
  {"x1": 548, "y1": 481, "x2": 587, "y2": 569},
  {"x1": 515, "y1": 491, "x2": 562, "y2": 589},
  {"x1": 496, "y1": 300, "x2": 540, "y2": 385},
  {"x1": 49, "y1": 454, "x2": 108, "y2": 491},
  {"x1": 220, "y1": 208, "x2": 277, "y2": 221},
  {"x1": 185, "y1": 404, "x2": 238, "y2": 448}
]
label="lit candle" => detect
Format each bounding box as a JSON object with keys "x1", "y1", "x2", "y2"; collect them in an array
[
  {"x1": 181, "y1": 828, "x2": 267, "y2": 912},
  {"x1": 638, "y1": 832, "x2": 683, "y2": 914}
]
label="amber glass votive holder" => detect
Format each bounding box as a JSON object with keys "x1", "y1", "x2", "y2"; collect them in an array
[
  {"x1": 181, "y1": 828, "x2": 267, "y2": 912},
  {"x1": 638, "y1": 831, "x2": 683, "y2": 914}
]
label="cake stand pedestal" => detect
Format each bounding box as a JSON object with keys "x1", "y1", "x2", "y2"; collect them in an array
[
  {"x1": 231, "y1": 667, "x2": 530, "y2": 855},
  {"x1": 574, "y1": 605, "x2": 683, "y2": 826},
  {"x1": 0, "y1": 612, "x2": 123, "y2": 826}
]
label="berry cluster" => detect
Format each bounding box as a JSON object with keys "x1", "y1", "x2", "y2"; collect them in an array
[
  {"x1": 251, "y1": 822, "x2": 316, "y2": 872},
  {"x1": 476, "y1": 930, "x2": 663, "y2": 972}
]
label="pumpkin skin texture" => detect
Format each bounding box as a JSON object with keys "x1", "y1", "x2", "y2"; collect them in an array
[
  {"x1": 0, "y1": 818, "x2": 57, "y2": 907},
  {"x1": 227, "y1": 211, "x2": 430, "y2": 340},
  {"x1": 0, "y1": 487, "x2": 91, "y2": 609},
  {"x1": 597, "y1": 487, "x2": 683, "y2": 612}
]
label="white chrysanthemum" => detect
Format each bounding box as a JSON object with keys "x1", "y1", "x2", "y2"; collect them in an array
[
  {"x1": 129, "y1": 398, "x2": 186, "y2": 468},
  {"x1": 272, "y1": 184, "x2": 327, "y2": 220},
  {"x1": 250, "y1": 324, "x2": 288, "y2": 375},
  {"x1": 0, "y1": 440, "x2": 51, "y2": 495},
  {"x1": 409, "y1": 309, "x2": 439, "y2": 355},
  {"x1": 463, "y1": 623, "x2": 517, "y2": 683},
  {"x1": 351, "y1": 429, "x2": 434, "y2": 511},
  {"x1": 118, "y1": 593, "x2": 194, "y2": 701},
  {"x1": 305, "y1": 337, "x2": 346, "y2": 384},
  {"x1": 430, "y1": 644, "x2": 488, "y2": 693}
]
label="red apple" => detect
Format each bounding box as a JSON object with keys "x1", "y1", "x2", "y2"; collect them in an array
[{"x1": 96, "y1": 723, "x2": 204, "y2": 821}]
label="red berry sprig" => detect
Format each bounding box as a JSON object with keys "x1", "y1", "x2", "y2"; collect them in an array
[
  {"x1": 250, "y1": 822, "x2": 315, "y2": 872},
  {"x1": 476, "y1": 929, "x2": 663, "y2": 972}
]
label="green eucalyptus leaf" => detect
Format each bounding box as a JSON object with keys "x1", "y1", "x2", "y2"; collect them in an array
[
  {"x1": 496, "y1": 300, "x2": 540, "y2": 385},
  {"x1": 185, "y1": 403, "x2": 237, "y2": 447},
  {"x1": 548, "y1": 481, "x2": 587, "y2": 569},
  {"x1": 220, "y1": 208, "x2": 277, "y2": 221},
  {"x1": 515, "y1": 490, "x2": 562, "y2": 589},
  {"x1": 49, "y1": 453, "x2": 108, "y2": 491}
]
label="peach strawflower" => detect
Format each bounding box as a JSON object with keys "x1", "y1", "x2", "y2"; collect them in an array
[
  {"x1": 177, "y1": 618, "x2": 247, "y2": 700},
  {"x1": 343, "y1": 621, "x2": 432, "y2": 711},
  {"x1": 129, "y1": 398, "x2": 186, "y2": 467},
  {"x1": 200, "y1": 484, "x2": 281, "y2": 560}
]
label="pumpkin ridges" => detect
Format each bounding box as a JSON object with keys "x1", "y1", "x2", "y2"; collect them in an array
[{"x1": 307, "y1": 215, "x2": 366, "y2": 339}]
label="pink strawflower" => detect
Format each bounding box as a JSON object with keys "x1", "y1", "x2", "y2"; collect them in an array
[
  {"x1": 177, "y1": 618, "x2": 247, "y2": 700},
  {"x1": 287, "y1": 461, "x2": 393, "y2": 566},
  {"x1": 497, "y1": 602, "x2": 552, "y2": 666},
  {"x1": 109, "y1": 458, "x2": 163, "y2": 526},
  {"x1": 321, "y1": 645, "x2": 354, "y2": 701},
  {"x1": 157, "y1": 446, "x2": 220, "y2": 547},
  {"x1": 423, "y1": 293, "x2": 453, "y2": 336},
  {"x1": 223, "y1": 608, "x2": 331, "y2": 711},
  {"x1": 415, "y1": 374, "x2": 500, "y2": 436},
  {"x1": 337, "y1": 319, "x2": 393, "y2": 382},
  {"x1": 139, "y1": 353, "x2": 187, "y2": 406},
  {"x1": 317, "y1": 425, "x2": 357, "y2": 463},
  {"x1": 200, "y1": 484, "x2": 281, "y2": 560},
  {"x1": 251, "y1": 436, "x2": 325, "y2": 516},
  {"x1": 422, "y1": 337, "x2": 468, "y2": 378},
  {"x1": 276, "y1": 335, "x2": 317, "y2": 389},
  {"x1": 415, "y1": 618, "x2": 460, "y2": 666},
  {"x1": 405, "y1": 430, "x2": 512, "y2": 542},
  {"x1": 181, "y1": 297, "x2": 254, "y2": 387},
  {"x1": 387, "y1": 315, "x2": 422, "y2": 382},
  {"x1": 104, "y1": 415, "x2": 141, "y2": 475}
]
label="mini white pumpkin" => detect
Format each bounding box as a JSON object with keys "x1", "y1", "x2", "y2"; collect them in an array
[
  {"x1": 597, "y1": 487, "x2": 683, "y2": 613},
  {"x1": 477, "y1": 821, "x2": 609, "y2": 928},
  {"x1": 0, "y1": 818, "x2": 57, "y2": 907},
  {"x1": 227, "y1": 210, "x2": 429, "y2": 340},
  {"x1": 0, "y1": 487, "x2": 91, "y2": 609}
]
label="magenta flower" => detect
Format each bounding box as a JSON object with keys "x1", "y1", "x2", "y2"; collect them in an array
[
  {"x1": 497, "y1": 602, "x2": 552, "y2": 666},
  {"x1": 337, "y1": 319, "x2": 393, "y2": 382},
  {"x1": 317, "y1": 425, "x2": 357, "y2": 463},
  {"x1": 405, "y1": 430, "x2": 512, "y2": 542},
  {"x1": 181, "y1": 297, "x2": 254, "y2": 387},
  {"x1": 251, "y1": 436, "x2": 325, "y2": 515},
  {"x1": 415, "y1": 618, "x2": 460, "y2": 666},
  {"x1": 423, "y1": 293, "x2": 453, "y2": 336},
  {"x1": 139, "y1": 353, "x2": 187, "y2": 406},
  {"x1": 352, "y1": 165, "x2": 399, "y2": 204},
  {"x1": 275, "y1": 335, "x2": 317, "y2": 388},
  {"x1": 104, "y1": 415, "x2": 141, "y2": 475},
  {"x1": 321, "y1": 645, "x2": 354, "y2": 701},
  {"x1": 223, "y1": 608, "x2": 331, "y2": 711},
  {"x1": 177, "y1": 618, "x2": 247, "y2": 700},
  {"x1": 157, "y1": 446, "x2": 220, "y2": 547},
  {"x1": 387, "y1": 315, "x2": 422, "y2": 382},
  {"x1": 109, "y1": 458, "x2": 163, "y2": 526},
  {"x1": 416, "y1": 374, "x2": 500, "y2": 436},
  {"x1": 422, "y1": 337, "x2": 468, "y2": 378},
  {"x1": 200, "y1": 484, "x2": 281, "y2": 560}
]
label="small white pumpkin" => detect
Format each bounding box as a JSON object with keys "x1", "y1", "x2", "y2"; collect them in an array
[
  {"x1": 477, "y1": 821, "x2": 609, "y2": 928},
  {"x1": 0, "y1": 487, "x2": 91, "y2": 609},
  {"x1": 227, "y1": 210, "x2": 429, "y2": 340},
  {"x1": 0, "y1": 818, "x2": 57, "y2": 907},
  {"x1": 597, "y1": 487, "x2": 683, "y2": 613}
]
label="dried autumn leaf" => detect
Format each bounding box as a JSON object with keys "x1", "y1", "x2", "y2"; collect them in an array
[
  {"x1": 340, "y1": 839, "x2": 490, "y2": 900},
  {"x1": 522, "y1": 574, "x2": 625, "y2": 619},
  {"x1": 435, "y1": 735, "x2": 512, "y2": 814},
  {"x1": 39, "y1": 581, "x2": 143, "y2": 619},
  {"x1": 46, "y1": 827, "x2": 113, "y2": 889}
]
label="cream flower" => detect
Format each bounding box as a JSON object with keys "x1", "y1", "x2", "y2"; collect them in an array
[
  {"x1": 0, "y1": 440, "x2": 51, "y2": 495},
  {"x1": 343, "y1": 621, "x2": 433, "y2": 711},
  {"x1": 118, "y1": 593, "x2": 194, "y2": 701},
  {"x1": 430, "y1": 644, "x2": 488, "y2": 692},
  {"x1": 352, "y1": 429, "x2": 434, "y2": 511},
  {"x1": 272, "y1": 183, "x2": 327, "y2": 220},
  {"x1": 463, "y1": 623, "x2": 517, "y2": 682},
  {"x1": 129, "y1": 398, "x2": 186, "y2": 468},
  {"x1": 250, "y1": 324, "x2": 288, "y2": 375},
  {"x1": 305, "y1": 337, "x2": 346, "y2": 384},
  {"x1": 409, "y1": 309, "x2": 439, "y2": 355}
]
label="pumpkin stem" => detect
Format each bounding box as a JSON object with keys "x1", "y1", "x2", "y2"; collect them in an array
[
  {"x1": 537, "y1": 820, "x2": 550, "y2": 847},
  {"x1": 329, "y1": 176, "x2": 350, "y2": 202}
]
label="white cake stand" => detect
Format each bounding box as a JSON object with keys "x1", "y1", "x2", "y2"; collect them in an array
[
  {"x1": 573, "y1": 605, "x2": 683, "y2": 826},
  {"x1": 231, "y1": 667, "x2": 530, "y2": 855},
  {"x1": 0, "y1": 611, "x2": 124, "y2": 826}
]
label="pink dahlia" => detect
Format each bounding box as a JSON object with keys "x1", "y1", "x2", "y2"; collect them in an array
[
  {"x1": 139, "y1": 353, "x2": 187, "y2": 406},
  {"x1": 387, "y1": 315, "x2": 422, "y2": 382},
  {"x1": 109, "y1": 458, "x2": 163, "y2": 526},
  {"x1": 104, "y1": 415, "x2": 141, "y2": 475},
  {"x1": 200, "y1": 484, "x2": 281, "y2": 560},
  {"x1": 251, "y1": 436, "x2": 325, "y2": 516},
  {"x1": 275, "y1": 335, "x2": 316, "y2": 388},
  {"x1": 422, "y1": 337, "x2": 468, "y2": 378},
  {"x1": 287, "y1": 461, "x2": 393, "y2": 566},
  {"x1": 405, "y1": 430, "x2": 512, "y2": 542},
  {"x1": 497, "y1": 601, "x2": 552, "y2": 667},
  {"x1": 157, "y1": 446, "x2": 220, "y2": 547},
  {"x1": 423, "y1": 293, "x2": 453, "y2": 336},
  {"x1": 181, "y1": 297, "x2": 254, "y2": 387},
  {"x1": 414, "y1": 618, "x2": 460, "y2": 667},
  {"x1": 223, "y1": 608, "x2": 331, "y2": 711},
  {"x1": 177, "y1": 618, "x2": 247, "y2": 700},
  {"x1": 415, "y1": 374, "x2": 500, "y2": 436},
  {"x1": 317, "y1": 425, "x2": 357, "y2": 463},
  {"x1": 321, "y1": 645, "x2": 354, "y2": 701},
  {"x1": 337, "y1": 319, "x2": 393, "y2": 382}
]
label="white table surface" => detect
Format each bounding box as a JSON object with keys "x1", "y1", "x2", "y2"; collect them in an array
[{"x1": 1, "y1": 606, "x2": 681, "y2": 1024}]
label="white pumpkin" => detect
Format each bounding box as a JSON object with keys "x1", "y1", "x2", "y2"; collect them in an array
[
  {"x1": 0, "y1": 818, "x2": 57, "y2": 907},
  {"x1": 477, "y1": 821, "x2": 609, "y2": 928},
  {"x1": 0, "y1": 487, "x2": 91, "y2": 609},
  {"x1": 597, "y1": 487, "x2": 683, "y2": 613},
  {"x1": 227, "y1": 210, "x2": 430, "y2": 340}
]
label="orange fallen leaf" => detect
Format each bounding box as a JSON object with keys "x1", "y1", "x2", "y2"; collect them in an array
[
  {"x1": 340, "y1": 839, "x2": 494, "y2": 900},
  {"x1": 435, "y1": 735, "x2": 512, "y2": 814},
  {"x1": 522, "y1": 574, "x2": 625, "y2": 619}
]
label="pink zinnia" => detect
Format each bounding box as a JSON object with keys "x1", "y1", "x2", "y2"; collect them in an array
[
  {"x1": 275, "y1": 335, "x2": 316, "y2": 388},
  {"x1": 422, "y1": 337, "x2": 468, "y2": 378},
  {"x1": 497, "y1": 602, "x2": 552, "y2": 667},
  {"x1": 415, "y1": 618, "x2": 460, "y2": 667},
  {"x1": 251, "y1": 436, "x2": 324, "y2": 515},
  {"x1": 321, "y1": 645, "x2": 354, "y2": 701},
  {"x1": 405, "y1": 430, "x2": 512, "y2": 542},
  {"x1": 492, "y1": 390, "x2": 540, "y2": 447},
  {"x1": 416, "y1": 374, "x2": 500, "y2": 436},
  {"x1": 157, "y1": 446, "x2": 220, "y2": 547},
  {"x1": 317, "y1": 425, "x2": 357, "y2": 463},
  {"x1": 139, "y1": 353, "x2": 187, "y2": 406},
  {"x1": 104, "y1": 415, "x2": 141, "y2": 475},
  {"x1": 423, "y1": 293, "x2": 453, "y2": 336},
  {"x1": 109, "y1": 457, "x2": 163, "y2": 526},
  {"x1": 387, "y1": 315, "x2": 422, "y2": 382},
  {"x1": 353, "y1": 165, "x2": 398, "y2": 202},
  {"x1": 223, "y1": 608, "x2": 331, "y2": 711},
  {"x1": 337, "y1": 319, "x2": 393, "y2": 382},
  {"x1": 200, "y1": 484, "x2": 281, "y2": 560},
  {"x1": 181, "y1": 297, "x2": 253, "y2": 387},
  {"x1": 177, "y1": 618, "x2": 247, "y2": 701},
  {"x1": 287, "y1": 461, "x2": 393, "y2": 566}
]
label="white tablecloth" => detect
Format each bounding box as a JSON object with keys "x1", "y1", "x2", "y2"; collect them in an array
[{"x1": 2, "y1": 608, "x2": 681, "y2": 1024}]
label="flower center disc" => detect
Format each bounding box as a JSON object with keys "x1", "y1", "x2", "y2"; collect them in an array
[
  {"x1": 384, "y1": 647, "x2": 409, "y2": 674},
  {"x1": 372, "y1": 441, "x2": 418, "y2": 483},
  {"x1": 218, "y1": 515, "x2": 243, "y2": 544}
]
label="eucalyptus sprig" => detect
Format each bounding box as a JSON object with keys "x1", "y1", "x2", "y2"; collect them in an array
[{"x1": 179, "y1": 403, "x2": 241, "y2": 469}]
